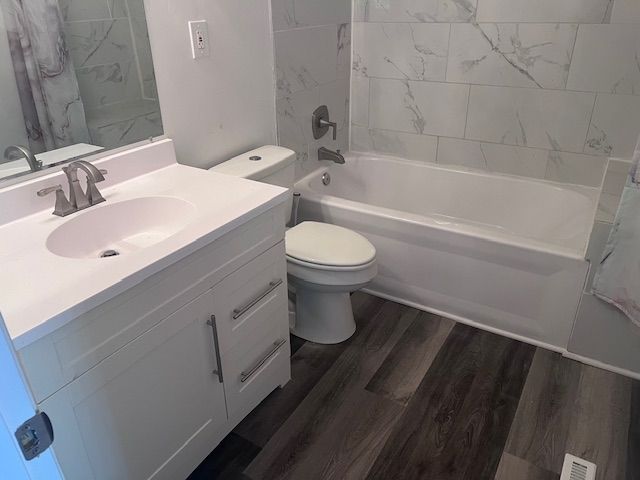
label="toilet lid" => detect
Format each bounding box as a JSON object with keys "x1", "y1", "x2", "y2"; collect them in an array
[{"x1": 286, "y1": 222, "x2": 376, "y2": 267}]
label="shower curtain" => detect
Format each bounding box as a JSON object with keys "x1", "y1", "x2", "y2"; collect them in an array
[
  {"x1": 592, "y1": 133, "x2": 640, "y2": 327},
  {"x1": 2, "y1": 0, "x2": 90, "y2": 154}
]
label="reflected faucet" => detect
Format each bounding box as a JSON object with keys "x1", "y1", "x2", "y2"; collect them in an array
[
  {"x1": 318, "y1": 147, "x2": 345, "y2": 164},
  {"x1": 3, "y1": 145, "x2": 43, "y2": 172}
]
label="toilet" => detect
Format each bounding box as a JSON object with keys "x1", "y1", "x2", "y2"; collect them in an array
[{"x1": 210, "y1": 146, "x2": 377, "y2": 344}]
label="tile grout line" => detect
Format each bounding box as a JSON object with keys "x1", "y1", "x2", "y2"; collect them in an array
[
  {"x1": 353, "y1": 74, "x2": 633, "y2": 98},
  {"x1": 582, "y1": 94, "x2": 599, "y2": 155},
  {"x1": 443, "y1": 23, "x2": 453, "y2": 82},
  {"x1": 351, "y1": 20, "x2": 621, "y2": 25},
  {"x1": 462, "y1": 84, "x2": 472, "y2": 141}
]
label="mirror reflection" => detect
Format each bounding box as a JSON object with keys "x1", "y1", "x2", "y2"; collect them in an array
[{"x1": 0, "y1": 0, "x2": 163, "y2": 182}]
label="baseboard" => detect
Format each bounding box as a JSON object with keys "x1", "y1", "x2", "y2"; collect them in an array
[{"x1": 562, "y1": 351, "x2": 640, "y2": 381}]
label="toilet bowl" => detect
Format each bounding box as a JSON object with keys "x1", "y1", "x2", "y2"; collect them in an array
[
  {"x1": 210, "y1": 146, "x2": 377, "y2": 344},
  {"x1": 286, "y1": 221, "x2": 377, "y2": 343}
]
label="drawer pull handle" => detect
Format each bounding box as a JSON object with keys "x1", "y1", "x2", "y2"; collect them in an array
[
  {"x1": 233, "y1": 278, "x2": 283, "y2": 320},
  {"x1": 240, "y1": 338, "x2": 286, "y2": 383},
  {"x1": 206, "y1": 315, "x2": 224, "y2": 383}
]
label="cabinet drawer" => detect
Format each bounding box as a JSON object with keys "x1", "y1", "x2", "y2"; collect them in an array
[
  {"x1": 221, "y1": 324, "x2": 291, "y2": 423},
  {"x1": 212, "y1": 241, "x2": 288, "y2": 354},
  {"x1": 20, "y1": 207, "x2": 285, "y2": 403}
]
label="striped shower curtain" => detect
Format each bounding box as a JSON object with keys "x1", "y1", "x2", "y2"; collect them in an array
[{"x1": 593, "y1": 133, "x2": 640, "y2": 327}]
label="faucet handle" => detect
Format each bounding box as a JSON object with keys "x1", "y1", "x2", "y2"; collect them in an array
[
  {"x1": 312, "y1": 105, "x2": 338, "y2": 141},
  {"x1": 319, "y1": 119, "x2": 337, "y2": 141},
  {"x1": 37, "y1": 185, "x2": 63, "y2": 197},
  {"x1": 86, "y1": 178, "x2": 106, "y2": 206},
  {"x1": 86, "y1": 169, "x2": 107, "y2": 205},
  {"x1": 37, "y1": 185, "x2": 76, "y2": 217}
]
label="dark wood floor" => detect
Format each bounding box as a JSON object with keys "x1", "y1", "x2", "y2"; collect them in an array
[{"x1": 188, "y1": 293, "x2": 640, "y2": 480}]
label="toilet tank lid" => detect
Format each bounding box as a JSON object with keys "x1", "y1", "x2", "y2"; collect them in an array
[{"x1": 209, "y1": 145, "x2": 296, "y2": 180}]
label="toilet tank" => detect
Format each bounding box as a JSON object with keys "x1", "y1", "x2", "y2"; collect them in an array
[{"x1": 209, "y1": 146, "x2": 296, "y2": 221}]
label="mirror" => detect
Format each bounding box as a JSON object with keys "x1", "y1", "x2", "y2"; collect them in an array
[{"x1": 0, "y1": 0, "x2": 163, "y2": 182}]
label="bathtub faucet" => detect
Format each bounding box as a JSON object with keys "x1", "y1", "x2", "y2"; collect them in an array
[{"x1": 318, "y1": 147, "x2": 345, "y2": 164}]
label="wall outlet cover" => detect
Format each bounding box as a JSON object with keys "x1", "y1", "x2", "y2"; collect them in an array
[{"x1": 188, "y1": 20, "x2": 210, "y2": 59}]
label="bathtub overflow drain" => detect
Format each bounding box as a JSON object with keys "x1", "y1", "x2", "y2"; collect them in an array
[
  {"x1": 322, "y1": 172, "x2": 331, "y2": 186},
  {"x1": 100, "y1": 249, "x2": 120, "y2": 258}
]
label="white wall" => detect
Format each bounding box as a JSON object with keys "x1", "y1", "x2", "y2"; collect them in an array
[
  {"x1": 0, "y1": 8, "x2": 28, "y2": 155},
  {"x1": 145, "y1": 0, "x2": 276, "y2": 169}
]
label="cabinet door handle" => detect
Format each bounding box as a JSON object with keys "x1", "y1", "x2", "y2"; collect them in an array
[
  {"x1": 240, "y1": 338, "x2": 286, "y2": 383},
  {"x1": 206, "y1": 315, "x2": 224, "y2": 383},
  {"x1": 233, "y1": 278, "x2": 283, "y2": 320}
]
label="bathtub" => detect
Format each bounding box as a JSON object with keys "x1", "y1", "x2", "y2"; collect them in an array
[{"x1": 295, "y1": 153, "x2": 601, "y2": 351}]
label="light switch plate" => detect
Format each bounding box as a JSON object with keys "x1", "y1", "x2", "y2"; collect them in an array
[{"x1": 188, "y1": 20, "x2": 210, "y2": 59}]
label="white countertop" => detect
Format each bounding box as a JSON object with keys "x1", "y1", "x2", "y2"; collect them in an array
[{"x1": 0, "y1": 140, "x2": 288, "y2": 349}]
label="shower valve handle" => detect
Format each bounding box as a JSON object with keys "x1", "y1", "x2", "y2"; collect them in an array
[
  {"x1": 312, "y1": 105, "x2": 338, "y2": 141},
  {"x1": 319, "y1": 119, "x2": 337, "y2": 140}
]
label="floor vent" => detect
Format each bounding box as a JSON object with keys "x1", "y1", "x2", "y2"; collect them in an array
[{"x1": 560, "y1": 454, "x2": 597, "y2": 480}]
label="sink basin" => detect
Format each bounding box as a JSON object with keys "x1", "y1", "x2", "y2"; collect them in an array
[{"x1": 46, "y1": 197, "x2": 197, "y2": 259}]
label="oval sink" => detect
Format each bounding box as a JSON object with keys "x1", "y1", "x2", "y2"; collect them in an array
[{"x1": 47, "y1": 197, "x2": 197, "y2": 259}]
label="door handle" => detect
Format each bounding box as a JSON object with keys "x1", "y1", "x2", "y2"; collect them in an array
[
  {"x1": 232, "y1": 279, "x2": 283, "y2": 320},
  {"x1": 240, "y1": 338, "x2": 286, "y2": 383},
  {"x1": 206, "y1": 315, "x2": 224, "y2": 383}
]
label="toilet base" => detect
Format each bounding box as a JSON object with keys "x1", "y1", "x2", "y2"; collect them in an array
[{"x1": 291, "y1": 288, "x2": 356, "y2": 344}]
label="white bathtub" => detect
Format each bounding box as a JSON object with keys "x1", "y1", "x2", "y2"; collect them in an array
[{"x1": 295, "y1": 153, "x2": 601, "y2": 351}]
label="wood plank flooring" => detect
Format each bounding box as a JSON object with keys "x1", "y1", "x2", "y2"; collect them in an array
[{"x1": 188, "y1": 292, "x2": 639, "y2": 480}]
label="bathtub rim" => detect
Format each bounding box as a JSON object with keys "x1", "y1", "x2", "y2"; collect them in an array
[{"x1": 295, "y1": 160, "x2": 601, "y2": 261}]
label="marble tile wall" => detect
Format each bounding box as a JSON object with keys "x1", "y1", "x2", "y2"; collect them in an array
[
  {"x1": 61, "y1": 0, "x2": 161, "y2": 149},
  {"x1": 272, "y1": 0, "x2": 351, "y2": 179},
  {"x1": 351, "y1": 0, "x2": 640, "y2": 190}
]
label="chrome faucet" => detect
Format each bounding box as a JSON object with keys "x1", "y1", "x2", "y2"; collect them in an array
[
  {"x1": 37, "y1": 160, "x2": 108, "y2": 217},
  {"x1": 318, "y1": 147, "x2": 345, "y2": 164},
  {"x1": 3, "y1": 145, "x2": 43, "y2": 172}
]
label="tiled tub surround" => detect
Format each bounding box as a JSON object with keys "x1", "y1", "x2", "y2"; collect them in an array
[
  {"x1": 272, "y1": 0, "x2": 351, "y2": 179},
  {"x1": 351, "y1": 0, "x2": 640, "y2": 190},
  {"x1": 61, "y1": 0, "x2": 162, "y2": 149}
]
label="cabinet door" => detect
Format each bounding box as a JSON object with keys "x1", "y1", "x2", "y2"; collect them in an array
[{"x1": 40, "y1": 290, "x2": 227, "y2": 480}]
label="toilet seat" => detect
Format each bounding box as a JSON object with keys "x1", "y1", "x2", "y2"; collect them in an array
[
  {"x1": 285, "y1": 222, "x2": 376, "y2": 268},
  {"x1": 286, "y1": 256, "x2": 377, "y2": 289},
  {"x1": 286, "y1": 254, "x2": 377, "y2": 272}
]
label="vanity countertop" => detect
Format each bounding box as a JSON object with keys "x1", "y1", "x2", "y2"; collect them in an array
[{"x1": 0, "y1": 139, "x2": 289, "y2": 349}]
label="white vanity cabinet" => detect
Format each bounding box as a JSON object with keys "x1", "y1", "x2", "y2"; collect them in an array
[
  {"x1": 39, "y1": 289, "x2": 228, "y2": 480},
  {"x1": 16, "y1": 207, "x2": 290, "y2": 480}
]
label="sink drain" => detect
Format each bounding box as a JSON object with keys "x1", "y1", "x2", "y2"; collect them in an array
[{"x1": 99, "y1": 249, "x2": 120, "y2": 258}]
